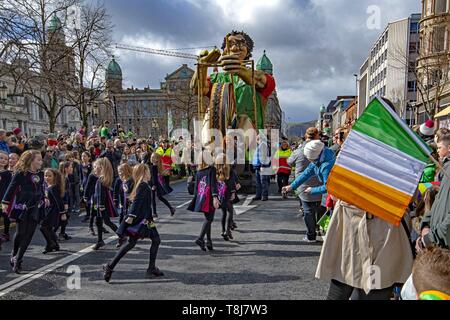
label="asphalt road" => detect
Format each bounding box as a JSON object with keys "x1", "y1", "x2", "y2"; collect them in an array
[{"x1": 0, "y1": 180, "x2": 329, "y2": 300}]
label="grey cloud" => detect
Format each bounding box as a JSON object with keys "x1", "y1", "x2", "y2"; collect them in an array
[{"x1": 97, "y1": 0, "x2": 421, "y2": 122}]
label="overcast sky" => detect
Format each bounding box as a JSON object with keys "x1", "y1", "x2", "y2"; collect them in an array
[{"x1": 101, "y1": 0, "x2": 421, "y2": 123}]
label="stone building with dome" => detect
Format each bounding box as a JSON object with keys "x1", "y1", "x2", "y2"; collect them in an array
[
  {"x1": 98, "y1": 57, "x2": 195, "y2": 138},
  {"x1": 257, "y1": 50, "x2": 283, "y2": 131},
  {"x1": 0, "y1": 14, "x2": 81, "y2": 135},
  {"x1": 95, "y1": 50, "x2": 283, "y2": 138}
]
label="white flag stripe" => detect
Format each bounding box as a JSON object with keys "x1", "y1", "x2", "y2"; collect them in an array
[{"x1": 336, "y1": 130, "x2": 426, "y2": 196}]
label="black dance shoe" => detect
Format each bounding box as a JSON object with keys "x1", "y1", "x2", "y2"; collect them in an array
[
  {"x1": 103, "y1": 264, "x2": 113, "y2": 283},
  {"x1": 146, "y1": 267, "x2": 164, "y2": 278},
  {"x1": 221, "y1": 232, "x2": 230, "y2": 241},
  {"x1": 195, "y1": 239, "x2": 206, "y2": 251},
  {"x1": 206, "y1": 241, "x2": 214, "y2": 251},
  {"x1": 93, "y1": 240, "x2": 105, "y2": 251}
]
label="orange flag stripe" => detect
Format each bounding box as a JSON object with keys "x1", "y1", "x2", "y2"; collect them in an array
[{"x1": 327, "y1": 165, "x2": 411, "y2": 226}]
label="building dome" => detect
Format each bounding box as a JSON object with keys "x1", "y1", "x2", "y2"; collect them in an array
[
  {"x1": 48, "y1": 14, "x2": 63, "y2": 32},
  {"x1": 106, "y1": 56, "x2": 122, "y2": 80},
  {"x1": 257, "y1": 50, "x2": 273, "y2": 75}
]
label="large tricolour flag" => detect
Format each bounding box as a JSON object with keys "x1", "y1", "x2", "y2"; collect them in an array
[{"x1": 326, "y1": 97, "x2": 431, "y2": 226}]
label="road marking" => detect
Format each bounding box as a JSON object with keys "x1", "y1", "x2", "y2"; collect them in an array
[
  {"x1": 243, "y1": 195, "x2": 255, "y2": 207},
  {"x1": 235, "y1": 205, "x2": 257, "y2": 216},
  {"x1": 0, "y1": 236, "x2": 118, "y2": 297},
  {"x1": 176, "y1": 201, "x2": 191, "y2": 209},
  {"x1": 233, "y1": 195, "x2": 257, "y2": 216}
]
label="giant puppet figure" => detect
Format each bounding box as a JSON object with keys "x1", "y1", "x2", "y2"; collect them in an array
[{"x1": 191, "y1": 31, "x2": 276, "y2": 144}]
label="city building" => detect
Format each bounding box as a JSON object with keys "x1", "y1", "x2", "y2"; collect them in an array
[
  {"x1": 257, "y1": 50, "x2": 283, "y2": 131},
  {"x1": 321, "y1": 96, "x2": 356, "y2": 132},
  {"x1": 101, "y1": 59, "x2": 196, "y2": 138},
  {"x1": 0, "y1": 15, "x2": 81, "y2": 136},
  {"x1": 358, "y1": 14, "x2": 421, "y2": 125},
  {"x1": 416, "y1": 0, "x2": 450, "y2": 126}
]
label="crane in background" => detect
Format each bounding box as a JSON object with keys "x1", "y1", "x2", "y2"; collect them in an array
[{"x1": 114, "y1": 43, "x2": 217, "y2": 60}]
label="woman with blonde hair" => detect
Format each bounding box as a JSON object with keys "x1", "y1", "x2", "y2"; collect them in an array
[
  {"x1": 92, "y1": 157, "x2": 119, "y2": 250},
  {"x1": 1, "y1": 150, "x2": 45, "y2": 273},
  {"x1": 103, "y1": 164, "x2": 163, "y2": 282}
]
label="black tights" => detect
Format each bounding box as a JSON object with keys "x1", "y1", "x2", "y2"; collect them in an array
[
  {"x1": 96, "y1": 212, "x2": 118, "y2": 243},
  {"x1": 327, "y1": 279, "x2": 394, "y2": 300},
  {"x1": 88, "y1": 202, "x2": 96, "y2": 229},
  {"x1": 199, "y1": 212, "x2": 215, "y2": 243},
  {"x1": 221, "y1": 202, "x2": 233, "y2": 234},
  {"x1": 13, "y1": 213, "x2": 38, "y2": 263},
  {"x1": 151, "y1": 189, "x2": 173, "y2": 215},
  {"x1": 108, "y1": 233, "x2": 161, "y2": 270},
  {"x1": 54, "y1": 216, "x2": 69, "y2": 235},
  {"x1": 2, "y1": 214, "x2": 10, "y2": 235}
]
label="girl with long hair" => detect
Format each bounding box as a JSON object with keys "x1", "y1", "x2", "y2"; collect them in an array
[
  {"x1": 103, "y1": 164, "x2": 163, "y2": 282},
  {"x1": 114, "y1": 163, "x2": 134, "y2": 225},
  {"x1": 2, "y1": 150, "x2": 45, "y2": 273},
  {"x1": 41, "y1": 168, "x2": 65, "y2": 254},
  {"x1": 150, "y1": 153, "x2": 175, "y2": 218},
  {"x1": 65, "y1": 152, "x2": 81, "y2": 215},
  {"x1": 93, "y1": 158, "x2": 119, "y2": 250},
  {"x1": 188, "y1": 151, "x2": 220, "y2": 251},
  {"x1": 83, "y1": 163, "x2": 99, "y2": 236},
  {"x1": 56, "y1": 161, "x2": 73, "y2": 241},
  {"x1": 215, "y1": 154, "x2": 237, "y2": 241},
  {"x1": 80, "y1": 151, "x2": 93, "y2": 223},
  {"x1": 0, "y1": 151, "x2": 12, "y2": 247}
]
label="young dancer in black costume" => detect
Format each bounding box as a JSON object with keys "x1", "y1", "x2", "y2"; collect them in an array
[
  {"x1": 2, "y1": 150, "x2": 45, "y2": 273},
  {"x1": 103, "y1": 164, "x2": 163, "y2": 282}
]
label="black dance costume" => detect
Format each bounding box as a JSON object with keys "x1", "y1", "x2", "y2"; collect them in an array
[
  {"x1": 150, "y1": 164, "x2": 175, "y2": 217},
  {"x1": 113, "y1": 178, "x2": 133, "y2": 224},
  {"x1": 2, "y1": 171, "x2": 45, "y2": 273},
  {"x1": 41, "y1": 185, "x2": 65, "y2": 253},
  {"x1": 103, "y1": 181, "x2": 163, "y2": 282},
  {"x1": 217, "y1": 175, "x2": 237, "y2": 241},
  {"x1": 83, "y1": 173, "x2": 98, "y2": 234},
  {"x1": 54, "y1": 177, "x2": 71, "y2": 240},
  {"x1": 80, "y1": 163, "x2": 92, "y2": 222},
  {"x1": 187, "y1": 166, "x2": 218, "y2": 251},
  {"x1": 93, "y1": 179, "x2": 118, "y2": 249},
  {"x1": 0, "y1": 170, "x2": 12, "y2": 245}
]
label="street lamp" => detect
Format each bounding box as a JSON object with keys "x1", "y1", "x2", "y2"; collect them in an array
[
  {"x1": 320, "y1": 104, "x2": 327, "y2": 131},
  {"x1": 353, "y1": 74, "x2": 360, "y2": 117}
]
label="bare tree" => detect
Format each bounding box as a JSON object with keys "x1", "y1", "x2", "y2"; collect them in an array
[
  {"x1": 0, "y1": 0, "x2": 86, "y2": 133},
  {"x1": 390, "y1": 32, "x2": 450, "y2": 120},
  {"x1": 66, "y1": 1, "x2": 112, "y2": 129},
  {"x1": 166, "y1": 90, "x2": 198, "y2": 133}
]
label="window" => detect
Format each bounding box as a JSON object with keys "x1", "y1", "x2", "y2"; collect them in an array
[
  {"x1": 408, "y1": 81, "x2": 417, "y2": 92},
  {"x1": 409, "y1": 42, "x2": 418, "y2": 54},
  {"x1": 410, "y1": 22, "x2": 419, "y2": 34},
  {"x1": 435, "y1": 0, "x2": 447, "y2": 14},
  {"x1": 432, "y1": 69, "x2": 444, "y2": 85},
  {"x1": 433, "y1": 26, "x2": 446, "y2": 53}
]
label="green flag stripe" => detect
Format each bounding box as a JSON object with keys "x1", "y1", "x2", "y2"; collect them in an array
[{"x1": 352, "y1": 98, "x2": 430, "y2": 163}]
